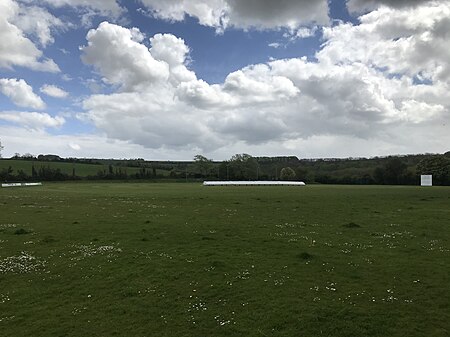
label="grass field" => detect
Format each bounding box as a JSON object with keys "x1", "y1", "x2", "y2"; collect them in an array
[
  {"x1": 0, "y1": 159, "x2": 168, "y2": 177},
  {"x1": 0, "y1": 183, "x2": 449, "y2": 336}
]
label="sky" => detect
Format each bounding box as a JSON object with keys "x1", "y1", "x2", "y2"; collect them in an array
[{"x1": 0, "y1": 0, "x2": 449, "y2": 160}]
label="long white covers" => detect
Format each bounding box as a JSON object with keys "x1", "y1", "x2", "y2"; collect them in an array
[{"x1": 203, "y1": 181, "x2": 306, "y2": 186}]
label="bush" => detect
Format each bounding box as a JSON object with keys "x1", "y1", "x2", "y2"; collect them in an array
[{"x1": 280, "y1": 167, "x2": 296, "y2": 180}]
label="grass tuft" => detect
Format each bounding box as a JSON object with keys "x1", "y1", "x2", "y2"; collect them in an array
[
  {"x1": 14, "y1": 228, "x2": 31, "y2": 235},
  {"x1": 41, "y1": 236, "x2": 56, "y2": 243},
  {"x1": 343, "y1": 222, "x2": 361, "y2": 228},
  {"x1": 298, "y1": 252, "x2": 313, "y2": 260}
]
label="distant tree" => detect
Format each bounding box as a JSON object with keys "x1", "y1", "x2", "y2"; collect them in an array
[
  {"x1": 361, "y1": 173, "x2": 374, "y2": 185},
  {"x1": 22, "y1": 153, "x2": 36, "y2": 160},
  {"x1": 218, "y1": 161, "x2": 229, "y2": 180},
  {"x1": 228, "y1": 154, "x2": 259, "y2": 180},
  {"x1": 373, "y1": 167, "x2": 385, "y2": 184},
  {"x1": 193, "y1": 154, "x2": 213, "y2": 177},
  {"x1": 280, "y1": 167, "x2": 296, "y2": 180},
  {"x1": 16, "y1": 169, "x2": 29, "y2": 181},
  {"x1": 34, "y1": 165, "x2": 70, "y2": 181},
  {"x1": 230, "y1": 153, "x2": 251, "y2": 162},
  {"x1": 0, "y1": 166, "x2": 14, "y2": 181},
  {"x1": 37, "y1": 154, "x2": 60, "y2": 161},
  {"x1": 294, "y1": 166, "x2": 308, "y2": 181},
  {"x1": 383, "y1": 158, "x2": 407, "y2": 184}
]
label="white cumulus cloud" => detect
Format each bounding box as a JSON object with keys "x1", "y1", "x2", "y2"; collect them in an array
[
  {"x1": 347, "y1": 0, "x2": 437, "y2": 13},
  {"x1": 40, "y1": 0, "x2": 124, "y2": 15},
  {"x1": 19, "y1": 0, "x2": 125, "y2": 25},
  {"x1": 149, "y1": 33, "x2": 196, "y2": 84},
  {"x1": 11, "y1": 4, "x2": 67, "y2": 47},
  {"x1": 77, "y1": 2, "x2": 450, "y2": 158},
  {"x1": 40, "y1": 84, "x2": 69, "y2": 98},
  {"x1": 0, "y1": 111, "x2": 65, "y2": 129},
  {"x1": 318, "y1": 2, "x2": 450, "y2": 83},
  {"x1": 81, "y1": 22, "x2": 170, "y2": 91},
  {"x1": 0, "y1": 0, "x2": 59, "y2": 72},
  {"x1": 0, "y1": 78, "x2": 46, "y2": 110}
]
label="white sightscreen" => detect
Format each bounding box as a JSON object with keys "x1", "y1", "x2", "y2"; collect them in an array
[{"x1": 420, "y1": 175, "x2": 432, "y2": 186}]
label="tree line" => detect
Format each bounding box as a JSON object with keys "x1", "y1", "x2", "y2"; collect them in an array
[
  {"x1": 1, "y1": 145, "x2": 449, "y2": 185},
  {"x1": 191, "y1": 153, "x2": 450, "y2": 185}
]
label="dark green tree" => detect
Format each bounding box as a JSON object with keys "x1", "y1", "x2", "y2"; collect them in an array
[
  {"x1": 16, "y1": 169, "x2": 29, "y2": 181},
  {"x1": 294, "y1": 166, "x2": 308, "y2": 181},
  {"x1": 0, "y1": 166, "x2": 14, "y2": 181},
  {"x1": 228, "y1": 154, "x2": 259, "y2": 180},
  {"x1": 373, "y1": 167, "x2": 385, "y2": 184},
  {"x1": 31, "y1": 165, "x2": 37, "y2": 178},
  {"x1": 383, "y1": 158, "x2": 407, "y2": 184}
]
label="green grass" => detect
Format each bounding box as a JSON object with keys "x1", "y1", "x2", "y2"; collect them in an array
[
  {"x1": 0, "y1": 183, "x2": 449, "y2": 336},
  {"x1": 0, "y1": 159, "x2": 169, "y2": 177},
  {"x1": 0, "y1": 159, "x2": 106, "y2": 176}
]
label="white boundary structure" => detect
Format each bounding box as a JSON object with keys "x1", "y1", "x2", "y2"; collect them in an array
[
  {"x1": 203, "y1": 181, "x2": 306, "y2": 186},
  {"x1": 420, "y1": 175, "x2": 432, "y2": 186},
  {"x1": 1, "y1": 182, "x2": 42, "y2": 188}
]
